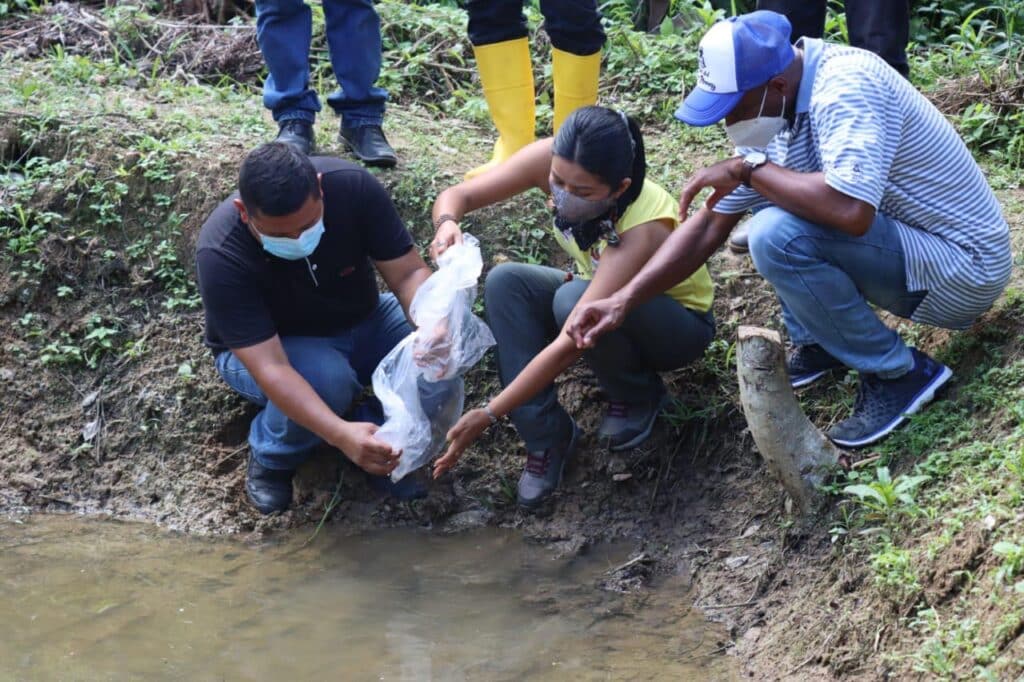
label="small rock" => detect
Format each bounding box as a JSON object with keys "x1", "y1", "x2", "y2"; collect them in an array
[
  {"x1": 983, "y1": 514, "x2": 998, "y2": 531},
  {"x1": 0, "y1": 367, "x2": 14, "y2": 382},
  {"x1": 607, "y1": 456, "x2": 627, "y2": 475},
  {"x1": 82, "y1": 418, "x2": 101, "y2": 442},
  {"x1": 443, "y1": 509, "x2": 493, "y2": 533},
  {"x1": 612, "y1": 472, "x2": 632, "y2": 482},
  {"x1": 81, "y1": 390, "x2": 100, "y2": 409},
  {"x1": 740, "y1": 523, "x2": 761, "y2": 539},
  {"x1": 724, "y1": 555, "x2": 750, "y2": 570}
]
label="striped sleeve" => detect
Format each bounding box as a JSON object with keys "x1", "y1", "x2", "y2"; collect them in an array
[{"x1": 810, "y1": 57, "x2": 898, "y2": 209}]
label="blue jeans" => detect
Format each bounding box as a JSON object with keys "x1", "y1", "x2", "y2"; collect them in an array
[
  {"x1": 215, "y1": 294, "x2": 409, "y2": 470},
  {"x1": 255, "y1": 0, "x2": 387, "y2": 127},
  {"x1": 748, "y1": 207, "x2": 924, "y2": 378}
]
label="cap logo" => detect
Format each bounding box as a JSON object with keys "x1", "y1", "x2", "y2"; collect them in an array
[{"x1": 697, "y1": 47, "x2": 716, "y2": 91}]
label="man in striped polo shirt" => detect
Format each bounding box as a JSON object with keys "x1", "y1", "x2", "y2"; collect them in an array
[{"x1": 566, "y1": 11, "x2": 1011, "y2": 448}]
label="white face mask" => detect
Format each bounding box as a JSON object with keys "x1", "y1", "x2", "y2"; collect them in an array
[{"x1": 724, "y1": 87, "x2": 787, "y2": 151}]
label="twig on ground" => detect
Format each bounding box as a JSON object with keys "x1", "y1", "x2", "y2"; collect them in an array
[{"x1": 303, "y1": 472, "x2": 345, "y2": 547}]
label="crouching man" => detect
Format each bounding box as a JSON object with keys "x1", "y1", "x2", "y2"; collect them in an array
[
  {"x1": 569, "y1": 11, "x2": 1011, "y2": 448},
  {"x1": 196, "y1": 142, "x2": 435, "y2": 514}
]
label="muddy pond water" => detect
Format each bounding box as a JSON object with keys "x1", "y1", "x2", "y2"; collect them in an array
[{"x1": 1, "y1": 515, "x2": 737, "y2": 681}]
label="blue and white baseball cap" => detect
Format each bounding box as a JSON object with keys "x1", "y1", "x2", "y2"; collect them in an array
[{"x1": 675, "y1": 11, "x2": 794, "y2": 126}]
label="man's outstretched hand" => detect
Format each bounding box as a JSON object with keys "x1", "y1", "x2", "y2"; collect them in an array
[
  {"x1": 566, "y1": 293, "x2": 628, "y2": 349},
  {"x1": 335, "y1": 421, "x2": 401, "y2": 476},
  {"x1": 678, "y1": 156, "x2": 742, "y2": 219}
]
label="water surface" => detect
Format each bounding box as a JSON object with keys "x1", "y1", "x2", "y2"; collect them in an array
[{"x1": 1, "y1": 516, "x2": 736, "y2": 681}]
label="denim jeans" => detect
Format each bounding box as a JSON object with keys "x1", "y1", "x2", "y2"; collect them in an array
[
  {"x1": 756, "y1": 0, "x2": 909, "y2": 76},
  {"x1": 484, "y1": 262, "x2": 715, "y2": 451},
  {"x1": 466, "y1": 0, "x2": 605, "y2": 55},
  {"x1": 215, "y1": 294, "x2": 409, "y2": 470},
  {"x1": 255, "y1": 0, "x2": 387, "y2": 127},
  {"x1": 747, "y1": 207, "x2": 924, "y2": 378}
]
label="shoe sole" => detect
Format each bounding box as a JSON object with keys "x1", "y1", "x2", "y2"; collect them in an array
[
  {"x1": 829, "y1": 364, "x2": 953, "y2": 449},
  {"x1": 607, "y1": 393, "x2": 671, "y2": 452},
  {"x1": 727, "y1": 241, "x2": 750, "y2": 255},
  {"x1": 517, "y1": 422, "x2": 580, "y2": 510},
  {"x1": 791, "y1": 369, "x2": 834, "y2": 389}
]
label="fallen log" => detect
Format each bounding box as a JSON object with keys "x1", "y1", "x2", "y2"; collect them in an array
[{"x1": 736, "y1": 326, "x2": 841, "y2": 513}]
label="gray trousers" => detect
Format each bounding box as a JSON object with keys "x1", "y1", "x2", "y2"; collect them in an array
[{"x1": 484, "y1": 262, "x2": 715, "y2": 451}]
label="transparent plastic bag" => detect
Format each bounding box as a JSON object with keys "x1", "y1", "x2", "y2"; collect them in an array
[{"x1": 372, "y1": 235, "x2": 495, "y2": 481}]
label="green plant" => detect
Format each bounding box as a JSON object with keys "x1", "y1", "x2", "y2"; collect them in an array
[
  {"x1": 870, "y1": 540, "x2": 921, "y2": 600},
  {"x1": 844, "y1": 466, "x2": 930, "y2": 521},
  {"x1": 993, "y1": 541, "x2": 1024, "y2": 588}
]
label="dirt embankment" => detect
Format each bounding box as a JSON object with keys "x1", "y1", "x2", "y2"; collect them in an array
[{"x1": 3, "y1": 4, "x2": 1024, "y2": 679}]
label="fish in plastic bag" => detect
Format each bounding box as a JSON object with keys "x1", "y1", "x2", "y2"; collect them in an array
[{"x1": 372, "y1": 234, "x2": 495, "y2": 481}]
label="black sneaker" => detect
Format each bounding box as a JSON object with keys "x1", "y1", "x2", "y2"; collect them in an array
[
  {"x1": 245, "y1": 452, "x2": 295, "y2": 515},
  {"x1": 339, "y1": 124, "x2": 397, "y2": 168},
  {"x1": 517, "y1": 420, "x2": 580, "y2": 509},
  {"x1": 275, "y1": 119, "x2": 314, "y2": 155},
  {"x1": 828, "y1": 348, "x2": 952, "y2": 448},
  {"x1": 788, "y1": 343, "x2": 845, "y2": 388}
]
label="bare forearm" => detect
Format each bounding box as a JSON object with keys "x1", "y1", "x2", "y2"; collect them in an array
[
  {"x1": 489, "y1": 336, "x2": 582, "y2": 418},
  {"x1": 432, "y1": 187, "x2": 469, "y2": 225},
  {"x1": 747, "y1": 163, "x2": 874, "y2": 236},
  {"x1": 620, "y1": 208, "x2": 729, "y2": 309},
  {"x1": 393, "y1": 266, "x2": 431, "y2": 317},
  {"x1": 255, "y1": 364, "x2": 347, "y2": 444}
]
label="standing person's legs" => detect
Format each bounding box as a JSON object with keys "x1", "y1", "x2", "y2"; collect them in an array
[
  {"x1": 553, "y1": 279, "x2": 715, "y2": 448},
  {"x1": 255, "y1": 0, "x2": 319, "y2": 152},
  {"x1": 755, "y1": 0, "x2": 826, "y2": 41},
  {"x1": 323, "y1": 0, "x2": 396, "y2": 166},
  {"x1": 464, "y1": 0, "x2": 536, "y2": 179},
  {"x1": 845, "y1": 0, "x2": 911, "y2": 78},
  {"x1": 484, "y1": 263, "x2": 575, "y2": 451},
  {"x1": 747, "y1": 207, "x2": 951, "y2": 447},
  {"x1": 539, "y1": 0, "x2": 605, "y2": 131}
]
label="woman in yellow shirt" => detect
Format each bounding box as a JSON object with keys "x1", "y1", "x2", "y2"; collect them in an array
[{"x1": 428, "y1": 106, "x2": 715, "y2": 508}]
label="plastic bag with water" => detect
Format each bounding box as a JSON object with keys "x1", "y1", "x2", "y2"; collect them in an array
[{"x1": 372, "y1": 235, "x2": 495, "y2": 481}]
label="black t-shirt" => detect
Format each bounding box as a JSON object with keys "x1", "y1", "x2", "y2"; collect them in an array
[{"x1": 196, "y1": 157, "x2": 413, "y2": 354}]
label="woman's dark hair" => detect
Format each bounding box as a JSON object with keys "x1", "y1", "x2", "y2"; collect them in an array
[
  {"x1": 551, "y1": 105, "x2": 646, "y2": 216},
  {"x1": 238, "y1": 142, "x2": 321, "y2": 217}
]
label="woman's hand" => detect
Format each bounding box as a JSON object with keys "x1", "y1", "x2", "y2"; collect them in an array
[
  {"x1": 432, "y1": 408, "x2": 492, "y2": 479},
  {"x1": 430, "y1": 219, "x2": 464, "y2": 262}
]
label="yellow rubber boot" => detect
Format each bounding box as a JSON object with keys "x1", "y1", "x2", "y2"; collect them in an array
[
  {"x1": 552, "y1": 48, "x2": 601, "y2": 133},
  {"x1": 466, "y1": 38, "x2": 536, "y2": 180}
]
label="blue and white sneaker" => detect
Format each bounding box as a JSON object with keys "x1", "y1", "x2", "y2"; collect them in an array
[
  {"x1": 787, "y1": 343, "x2": 846, "y2": 389},
  {"x1": 828, "y1": 348, "x2": 952, "y2": 448}
]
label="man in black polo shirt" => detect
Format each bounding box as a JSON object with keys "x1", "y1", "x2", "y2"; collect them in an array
[{"x1": 196, "y1": 143, "x2": 434, "y2": 514}]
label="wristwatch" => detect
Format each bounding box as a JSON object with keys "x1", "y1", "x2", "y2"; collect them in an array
[{"x1": 740, "y1": 151, "x2": 768, "y2": 188}]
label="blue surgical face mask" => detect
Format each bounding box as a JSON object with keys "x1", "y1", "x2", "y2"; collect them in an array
[{"x1": 258, "y1": 216, "x2": 325, "y2": 260}]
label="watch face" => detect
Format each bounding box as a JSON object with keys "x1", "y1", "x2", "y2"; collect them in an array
[{"x1": 745, "y1": 151, "x2": 767, "y2": 165}]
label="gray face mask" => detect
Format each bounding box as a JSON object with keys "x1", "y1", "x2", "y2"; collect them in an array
[{"x1": 550, "y1": 184, "x2": 617, "y2": 224}]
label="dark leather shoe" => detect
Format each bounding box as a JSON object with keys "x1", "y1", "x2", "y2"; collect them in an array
[
  {"x1": 339, "y1": 124, "x2": 397, "y2": 168},
  {"x1": 245, "y1": 453, "x2": 295, "y2": 515},
  {"x1": 275, "y1": 119, "x2": 314, "y2": 155}
]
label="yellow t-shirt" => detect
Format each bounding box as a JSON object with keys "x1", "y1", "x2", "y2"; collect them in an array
[{"x1": 551, "y1": 178, "x2": 714, "y2": 313}]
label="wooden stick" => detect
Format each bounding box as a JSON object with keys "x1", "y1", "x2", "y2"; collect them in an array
[{"x1": 736, "y1": 326, "x2": 840, "y2": 514}]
